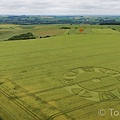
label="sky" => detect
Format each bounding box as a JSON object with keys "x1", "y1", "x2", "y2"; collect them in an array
[{"x1": 0, "y1": 0, "x2": 120, "y2": 15}]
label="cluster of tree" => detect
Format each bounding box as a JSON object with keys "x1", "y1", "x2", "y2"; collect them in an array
[
  {"x1": 8, "y1": 32, "x2": 36, "y2": 40},
  {"x1": 111, "y1": 28, "x2": 116, "y2": 30},
  {"x1": 100, "y1": 22, "x2": 120, "y2": 25},
  {"x1": 60, "y1": 27, "x2": 71, "y2": 29},
  {"x1": 40, "y1": 35, "x2": 50, "y2": 38},
  {"x1": 0, "y1": 117, "x2": 3, "y2": 120}
]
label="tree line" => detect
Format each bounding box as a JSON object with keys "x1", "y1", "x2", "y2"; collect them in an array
[{"x1": 7, "y1": 32, "x2": 36, "y2": 40}]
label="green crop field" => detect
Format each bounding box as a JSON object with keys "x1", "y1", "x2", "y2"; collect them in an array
[{"x1": 0, "y1": 24, "x2": 120, "y2": 120}]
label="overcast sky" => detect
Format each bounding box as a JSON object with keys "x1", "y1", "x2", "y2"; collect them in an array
[{"x1": 0, "y1": 0, "x2": 120, "y2": 15}]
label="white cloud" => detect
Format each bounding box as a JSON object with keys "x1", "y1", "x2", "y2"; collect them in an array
[{"x1": 0, "y1": 0, "x2": 120, "y2": 15}]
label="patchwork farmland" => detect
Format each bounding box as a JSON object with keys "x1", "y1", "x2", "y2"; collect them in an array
[{"x1": 0, "y1": 24, "x2": 120, "y2": 120}]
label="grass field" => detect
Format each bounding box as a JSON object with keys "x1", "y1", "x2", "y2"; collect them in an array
[{"x1": 0, "y1": 24, "x2": 120, "y2": 120}]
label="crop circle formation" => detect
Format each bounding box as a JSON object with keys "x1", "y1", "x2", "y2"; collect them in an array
[{"x1": 62, "y1": 66, "x2": 120, "y2": 102}]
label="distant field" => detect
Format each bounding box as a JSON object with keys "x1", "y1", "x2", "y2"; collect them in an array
[
  {"x1": 92, "y1": 28, "x2": 119, "y2": 34},
  {"x1": 0, "y1": 24, "x2": 120, "y2": 120}
]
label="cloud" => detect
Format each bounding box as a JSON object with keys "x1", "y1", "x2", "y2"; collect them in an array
[{"x1": 0, "y1": 0, "x2": 120, "y2": 15}]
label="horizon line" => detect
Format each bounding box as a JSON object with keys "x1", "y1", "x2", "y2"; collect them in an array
[{"x1": 0, "y1": 14, "x2": 120, "y2": 16}]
